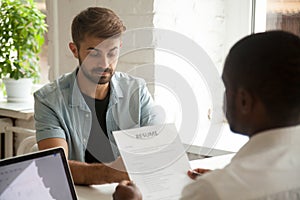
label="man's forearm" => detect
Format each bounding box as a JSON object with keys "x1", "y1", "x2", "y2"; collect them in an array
[{"x1": 68, "y1": 160, "x2": 129, "y2": 185}]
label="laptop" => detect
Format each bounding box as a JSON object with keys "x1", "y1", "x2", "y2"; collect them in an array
[{"x1": 0, "y1": 147, "x2": 77, "y2": 200}]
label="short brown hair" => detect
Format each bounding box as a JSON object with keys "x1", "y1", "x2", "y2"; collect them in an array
[{"x1": 71, "y1": 7, "x2": 126, "y2": 48}]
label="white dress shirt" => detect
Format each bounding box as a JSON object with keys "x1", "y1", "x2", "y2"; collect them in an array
[{"x1": 181, "y1": 125, "x2": 300, "y2": 200}]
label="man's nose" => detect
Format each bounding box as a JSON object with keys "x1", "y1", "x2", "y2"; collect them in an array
[{"x1": 98, "y1": 56, "x2": 109, "y2": 68}]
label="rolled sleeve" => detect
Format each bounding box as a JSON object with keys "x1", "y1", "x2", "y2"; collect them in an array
[{"x1": 34, "y1": 92, "x2": 66, "y2": 142}]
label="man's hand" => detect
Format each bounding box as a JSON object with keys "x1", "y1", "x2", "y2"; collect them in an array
[
  {"x1": 187, "y1": 168, "x2": 211, "y2": 180},
  {"x1": 68, "y1": 158, "x2": 129, "y2": 185},
  {"x1": 113, "y1": 180, "x2": 142, "y2": 200}
]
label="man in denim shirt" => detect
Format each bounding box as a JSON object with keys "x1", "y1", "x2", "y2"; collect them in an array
[{"x1": 34, "y1": 7, "x2": 163, "y2": 185}]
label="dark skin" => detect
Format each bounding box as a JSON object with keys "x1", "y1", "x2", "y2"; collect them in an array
[
  {"x1": 112, "y1": 169, "x2": 212, "y2": 200},
  {"x1": 112, "y1": 69, "x2": 271, "y2": 200},
  {"x1": 112, "y1": 180, "x2": 143, "y2": 200},
  {"x1": 113, "y1": 68, "x2": 260, "y2": 199},
  {"x1": 112, "y1": 57, "x2": 300, "y2": 200},
  {"x1": 187, "y1": 168, "x2": 212, "y2": 180},
  {"x1": 112, "y1": 31, "x2": 300, "y2": 200}
]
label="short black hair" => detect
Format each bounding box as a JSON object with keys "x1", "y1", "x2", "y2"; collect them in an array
[{"x1": 224, "y1": 30, "x2": 300, "y2": 121}]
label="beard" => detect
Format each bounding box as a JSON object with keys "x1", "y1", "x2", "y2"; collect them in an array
[{"x1": 79, "y1": 57, "x2": 114, "y2": 85}]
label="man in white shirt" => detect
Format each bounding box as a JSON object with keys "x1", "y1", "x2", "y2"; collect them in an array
[{"x1": 112, "y1": 30, "x2": 300, "y2": 199}]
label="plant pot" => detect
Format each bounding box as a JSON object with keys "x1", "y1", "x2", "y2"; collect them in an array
[{"x1": 2, "y1": 78, "x2": 33, "y2": 102}]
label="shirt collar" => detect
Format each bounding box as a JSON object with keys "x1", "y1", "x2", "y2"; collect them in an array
[
  {"x1": 110, "y1": 72, "x2": 124, "y2": 98},
  {"x1": 232, "y1": 124, "x2": 300, "y2": 160},
  {"x1": 68, "y1": 68, "x2": 87, "y2": 108}
]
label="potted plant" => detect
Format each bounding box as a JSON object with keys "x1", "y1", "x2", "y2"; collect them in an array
[{"x1": 0, "y1": 0, "x2": 47, "y2": 102}]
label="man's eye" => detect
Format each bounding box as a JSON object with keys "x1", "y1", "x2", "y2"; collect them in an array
[
  {"x1": 108, "y1": 49, "x2": 119, "y2": 58},
  {"x1": 108, "y1": 52, "x2": 116, "y2": 58},
  {"x1": 89, "y1": 50, "x2": 100, "y2": 57}
]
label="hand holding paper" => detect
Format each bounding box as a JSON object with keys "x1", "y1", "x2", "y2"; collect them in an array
[{"x1": 113, "y1": 124, "x2": 192, "y2": 200}]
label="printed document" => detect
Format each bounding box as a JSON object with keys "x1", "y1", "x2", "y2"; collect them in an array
[{"x1": 113, "y1": 123, "x2": 192, "y2": 200}]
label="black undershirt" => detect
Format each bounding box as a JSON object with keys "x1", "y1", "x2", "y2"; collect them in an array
[{"x1": 82, "y1": 91, "x2": 115, "y2": 163}]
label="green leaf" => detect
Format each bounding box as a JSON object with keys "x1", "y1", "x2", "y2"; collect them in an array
[{"x1": 0, "y1": 0, "x2": 47, "y2": 82}]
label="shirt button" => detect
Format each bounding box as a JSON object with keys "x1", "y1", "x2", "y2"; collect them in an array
[
  {"x1": 83, "y1": 138, "x2": 86, "y2": 143},
  {"x1": 85, "y1": 114, "x2": 89, "y2": 118}
]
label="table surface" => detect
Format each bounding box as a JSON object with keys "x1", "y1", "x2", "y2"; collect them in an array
[
  {"x1": 75, "y1": 183, "x2": 117, "y2": 200},
  {"x1": 0, "y1": 100, "x2": 236, "y2": 199},
  {"x1": 0, "y1": 100, "x2": 34, "y2": 120},
  {"x1": 75, "y1": 153, "x2": 235, "y2": 200},
  {"x1": 189, "y1": 153, "x2": 235, "y2": 170}
]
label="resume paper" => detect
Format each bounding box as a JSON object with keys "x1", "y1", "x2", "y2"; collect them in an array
[{"x1": 113, "y1": 124, "x2": 192, "y2": 200}]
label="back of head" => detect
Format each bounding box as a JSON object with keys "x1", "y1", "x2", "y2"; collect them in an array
[
  {"x1": 224, "y1": 30, "x2": 300, "y2": 123},
  {"x1": 71, "y1": 7, "x2": 126, "y2": 48}
]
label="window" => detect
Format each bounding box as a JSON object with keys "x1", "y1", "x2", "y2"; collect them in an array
[
  {"x1": 267, "y1": 0, "x2": 300, "y2": 36},
  {"x1": 35, "y1": 0, "x2": 49, "y2": 85},
  {"x1": 255, "y1": 0, "x2": 300, "y2": 36}
]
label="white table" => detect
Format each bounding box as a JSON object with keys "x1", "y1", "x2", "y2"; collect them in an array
[
  {"x1": 190, "y1": 153, "x2": 235, "y2": 170},
  {"x1": 75, "y1": 153, "x2": 235, "y2": 200},
  {"x1": 76, "y1": 183, "x2": 117, "y2": 200},
  {"x1": 0, "y1": 100, "x2": 34, "y2": 120}
]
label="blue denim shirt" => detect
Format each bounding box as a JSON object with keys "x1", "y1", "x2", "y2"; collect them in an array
[{"x1": 34, "y1": 69, "x2": 162, "y2": 161}]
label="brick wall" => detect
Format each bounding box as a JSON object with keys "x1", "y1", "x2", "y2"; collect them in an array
[{"x1": 46, "y1": 0, "x2": 252, "y2": 151}]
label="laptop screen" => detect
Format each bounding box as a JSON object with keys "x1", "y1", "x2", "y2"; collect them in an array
[{"x1": 0, "y1": 147, "x2": 77, "y2": 200}]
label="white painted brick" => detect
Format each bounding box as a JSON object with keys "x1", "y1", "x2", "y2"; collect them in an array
[
  {"x1": 50, "y1": 0, "x2": 228, "y2": 88},
  {"x1": 153, "y1": 0, "x2": 178, "y2": 14},
  {"x1": 122, "y1": 28, "x2": 155, "y2": 49},
  {"x1": 153, "y1": 0, "x2": 226, "y2": 77},
  {"x1": 121, "y1": 14, "x2": 154, "y2": 29},
  {"x1": 153, "y1": 13, "x2": 176, "y2": 29},
  {"x1": 96, "y1": 0, "x2": 154, "y2": 15},
  {"x1": 120, "y1": 49, "x2": 155, "y2": 64}
]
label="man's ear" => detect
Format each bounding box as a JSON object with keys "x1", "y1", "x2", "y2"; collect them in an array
[
  {"x1": 69, "y1": 42, "x2": 79, "y2": 58},
  {"x1": 236, "y1": 87, "x2": 254, "y2": 114}
]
